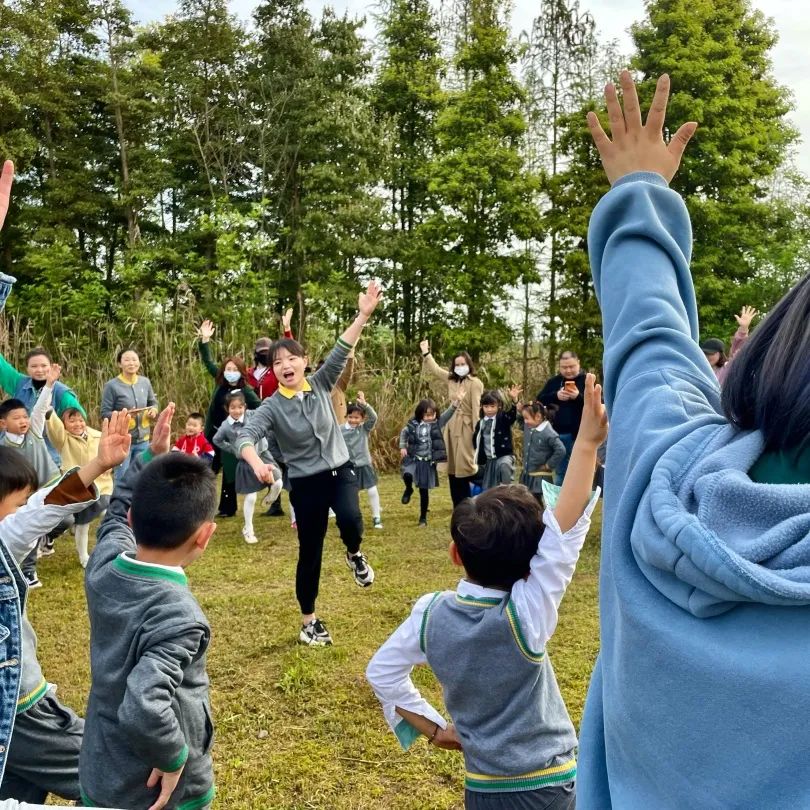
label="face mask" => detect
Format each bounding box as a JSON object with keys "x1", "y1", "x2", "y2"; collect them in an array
[
  {"x1": 454, "y1": 365, "x2": 469, "y2": 378},
  {"x1": 224, "y1": 370, "x2": 241, "y2": 384}
]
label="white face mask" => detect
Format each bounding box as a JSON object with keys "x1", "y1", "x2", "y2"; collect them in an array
[
  {"x1": 454, "y1": 365, "x2": 470, "y2": 378},
  {"x1": 224, "y1": 370, "x2": 241, "y2": 384}
]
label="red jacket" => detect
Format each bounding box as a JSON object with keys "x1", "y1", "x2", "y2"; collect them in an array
[{"x1": 172, "y1": 433, "x2": 215, "y2": 460}]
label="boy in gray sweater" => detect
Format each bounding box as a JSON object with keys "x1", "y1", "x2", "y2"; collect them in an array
[
  {"x1": 367, "y1": 374, "x2": 607, "y2": 810},
  {"x1": 80, "y1": 404, "x2": 218, "y2": 810}
]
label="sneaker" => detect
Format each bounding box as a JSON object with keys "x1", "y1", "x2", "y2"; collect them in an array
[
  {"x1": 261, "y1": 479, "x2": 284, "y2": 510},
  {"x1": 401, "y1": 488, "x2": 413, "y2": 505},
  {"x1": 299, "y1": 618, "x2": 332, "y2": 646},
  {"x1": 26, "y1": 575, "x2": 42, "y2": 590},
  {"x1": 418, "y1": 517, "x2": 427, "y2": 528},
  {"x1": 346, "y1": 551, "x2": 375, "y2": 588},
  {"x1": 216, "y1": 511, "x2": 235, "y2": 518},
  {"x1": 373, "y1": 517, "x2": 383, "y2": 530},
  {"x1": 242, "y1": 527, "x2": 259, "y2": 545}
]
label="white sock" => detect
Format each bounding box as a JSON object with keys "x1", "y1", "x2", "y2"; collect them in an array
[
  {"x1": 243, "y1": 492, "x2": 257, "y2": 536},
  {"x1": 367, "y1": 486, "x2": 382, "y2": 521},
  {"x1": 75, "y1": 524, "x2": 90, "y2": 566},
  {"x1": 289, "y1": 502, "x2": 297, "y2": 524}
]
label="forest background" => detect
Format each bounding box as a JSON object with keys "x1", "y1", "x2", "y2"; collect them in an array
[{"x1": 0, "y1": 0, "x2": 807, "y2": 469}]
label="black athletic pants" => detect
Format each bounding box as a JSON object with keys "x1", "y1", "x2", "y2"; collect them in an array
[
  {"x1": 289, "y1": 463, "x2": 363, "y2": 615},
  {"x1": 448, "y1": 474, "x2": 473, "y2": 507}
]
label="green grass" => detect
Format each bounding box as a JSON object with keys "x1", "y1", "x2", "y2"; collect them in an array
[{"x1": 30, "y1": 474, "x2": 601, "y2": 809}]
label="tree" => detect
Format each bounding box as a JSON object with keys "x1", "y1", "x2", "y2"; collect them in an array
[
  {"x1": 374, "y1": 0, "x2": 446, "y2": 348},
  {"x1": 632, "y1": 0, "x2": 801, "y2": 338},
  {"x1": 425, "y1": 0, "x2": 541, "y2": 360}
]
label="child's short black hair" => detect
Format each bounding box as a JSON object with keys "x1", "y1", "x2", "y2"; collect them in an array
[
  {"x1": 480, "y1": 390, "x2": 502, "y2": 408},
  {"x1": 271, "y1": 338, "x2": 307, "y2": 363},
  {"x1": 0, "y1": 399, "x2": 28, "y2": 421},
  {"x1": 0, "y1": 447, "x2": 38, "y2": 500},
  {"x1": 224, "y1": 390, "x2": 246, "y2": 411},
  {"x1": 415, "y1": 398, "x2": 438, "y2": 421},
  {"x1": 451, "y1": 485, "x2": 543, "y2": 589},
  {"x1": 521, "y1": 401, "x2": 549, "y2": 420},
  {"x1": 130, "y1": 455, "x2": 217, "y2": 550},
  {"x1": 62, "y1": 407, "x2": 84, "y2": 421},
  {"x1": 187, "y1": 412, "x2": 205, "y2": 422},
  {"x1": 346, "y1": 403, "x2": 365, "y2": 417}
]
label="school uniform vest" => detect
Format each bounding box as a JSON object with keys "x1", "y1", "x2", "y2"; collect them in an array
[
  {"x1": 421, "y1": 592, "x2": 577, "y2": 794},
  {"x1": 403, "y1": 419, "x2": 446, "y2": 463},
  {"x1": 474, "y1": 408, "x2": 516, "y2": 464}
]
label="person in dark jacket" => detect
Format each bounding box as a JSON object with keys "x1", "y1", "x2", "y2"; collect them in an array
[
  {"x1": 472, "y1": 386, "x2": 521, "y2": 490},
  {"x1": 197, "y1": 320, "x2": 260, "y2": 517},
  {"x1": 537, "y1": 351, "x2": 586, "y2": 485}
]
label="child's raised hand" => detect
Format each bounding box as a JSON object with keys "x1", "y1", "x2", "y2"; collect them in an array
[
  {"x1": 281, "y1": 307, "x2": 293, "y2": 333},
  {"x1": 579, "y1": 373, "x2": 608, "y2": 449},
  {"x1": 0, "y1": 160, "x2": 13, "y2": 231},
  {"x1": 198, "y1": 319, "x2": 215, "y2": 342},
  {"x1": 508, "y1": 384, "x2": 522, "y2": 401},
  {"x1": 356, "y1": 390, "x2": 366, "y2": 405},
  {"x1": 587, "y1": 71, "x2": 697, "y2": 185},
  {"x1": 734, "y1": 305, "x2": 758, "y2": 332},
  {"x1": 149, "y1": 403, "x2": 175, "y2": 456},
  {"x1": 419, "y1": 339, "x2": 430, "y2": 355},
  {"x1": 97, "y1": 409, "x2": 132, "y2": 471},
  {"x1": 454, "y1": 389, "x2": 466, "y2": 406},
  {"x1": 358, "y1": 280, "x2": 383, "y2": 318},
  {"x1": 46, "y1": 363, "x2": 62, "y2": 386}
]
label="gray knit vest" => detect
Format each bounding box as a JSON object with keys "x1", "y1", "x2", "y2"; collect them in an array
[{"x1": 422, "y1": 591, "x2": 577, "y2": 793}]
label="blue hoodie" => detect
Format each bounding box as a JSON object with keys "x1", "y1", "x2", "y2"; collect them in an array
[{"x1": 578, "y1": 173, "x2": 810, "y2": 808}]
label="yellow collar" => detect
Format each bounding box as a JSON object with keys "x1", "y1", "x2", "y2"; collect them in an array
[
  {"x1": 118, "y1": 373, "x2": 138, "y2": 385},
  {"x1": 277, "y1": 379, "x2": 312, "y2": 399}
]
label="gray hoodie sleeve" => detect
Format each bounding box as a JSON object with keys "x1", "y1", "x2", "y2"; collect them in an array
[
  {"x1": 117, "y1": 626, "x2": 208, "y2": 773},
  {"x1": 438, "y1": 403, "x2": 458, "y2": 430},
  {"x1": 212, "y1": 422, "x2": 234, "y2": 454},
  {"x1": 236, "y1": 399, "x2": 275, "y2": 455},
  {"x1": 145, "y1": 376, "x2": 159, "y2": 409},
  {"x1": 100, "y1": 380, "x2": 116, "y2": 420},
  {"x1": 362, "y1": 403, "x2": 378, "y2": 433},
  {"x1": 311, "y1": 338, "x2": 352, "y2": 392}
]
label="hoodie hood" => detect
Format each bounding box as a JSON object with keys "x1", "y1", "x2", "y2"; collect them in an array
[{"x1": 632, "y1": 423, "x2": 810, "y2": 618}]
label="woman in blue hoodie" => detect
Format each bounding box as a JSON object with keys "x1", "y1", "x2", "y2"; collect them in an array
[{"x1": 578, "y1": 71, "x2": 810, "y2": 808}]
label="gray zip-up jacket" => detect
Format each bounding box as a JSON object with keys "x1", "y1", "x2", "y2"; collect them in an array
[
  {"x1": 80, "y1": 452, "x2": 214, "y2": 810},
  {"x1": 340, "y1": 403, "x2": 377, "y2": 469},
  {"x1": 101, "y1": 375, "x2": 158, "y2": 443},
  {"x1": 236, "y1": 338, "x2": 353, "y2": 479}
]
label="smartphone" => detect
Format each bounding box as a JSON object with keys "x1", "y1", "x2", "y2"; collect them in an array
[{"x1": 564, "y1": 381, "x2": 577, "y2": 393}]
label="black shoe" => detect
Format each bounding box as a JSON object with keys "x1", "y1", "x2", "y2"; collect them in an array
[
  {"x1": 264, "y1": 500, "x2": 284, "y2": 517},
  {"x1": 299, "y1": 618, "x2": 333, "y2": 646},
  {"x1": 418, "y1": 517, "x2": 427, "y2": 528},
  {"x1": 401, "y1": 487, "x2": 413, "y2": 505},
  {"x1": 216, "y1": 511, "x2": 236, "y2": 518}
]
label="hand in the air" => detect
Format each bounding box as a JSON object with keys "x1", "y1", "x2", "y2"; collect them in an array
[
  {"x1": 198, "y1": 319, "x2": 215, "y2": 342},
  {"x1": 358, "y1": 281, "x2": 383, "y2": 319},
  {"x1": 97, "y1": 410, "x2": 132, "y2": 471}
]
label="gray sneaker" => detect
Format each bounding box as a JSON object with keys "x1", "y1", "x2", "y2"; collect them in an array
[
  {"x1": 346, "y1": 551, "x2": 375, "y2": 587},
  {"x1": 299, "y1": 618, "x2": 332, "y2": 646}
]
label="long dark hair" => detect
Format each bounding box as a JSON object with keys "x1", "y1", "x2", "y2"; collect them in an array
[
  {"x1": 447, "y1": 351, "x2": 476, "y2": 381},
  {"x1": 215, "y1": 356, "x2": 248, "y2": 388},
  {"x1": 723, "y1": 273, "x2": 810, "y2": 453}
]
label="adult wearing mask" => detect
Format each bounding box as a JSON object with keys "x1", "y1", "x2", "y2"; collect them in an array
[
  {"x1": 0, "y1": 347, "x2": 85, "y2": 465},
  {"x1": 198, "y1": 319, "x2": 261, "y2": 517},
  {"x1": 420, "y1": 340, "x2": 483, "y2": 506},
  {"x1": 100, "y1": 348, "x2": 158, "y2": 481},
  {"x1": 537, "y1": 350, "x2": 586, "y2": 485},
  {"x1": 248, "y1": 308, "x2": 294, "y2": 401},
  {"x1": 700, "y1": 305, "x2": 758, "y2": 386}
]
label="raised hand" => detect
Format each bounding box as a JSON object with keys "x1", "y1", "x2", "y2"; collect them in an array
[
  {"x1": 455, "y1": 389, "x2": 466, "y2": 406},
  {"x1": 356, "y1": 390, "x2": 366, "y2": 406},
  {"x1": 508, "y1": 384, "x2": 522, "y2": 401},
  {"x1": 281, "y1": 307, "x2": 293, "y2": 333},
  {"x1": 46, "y1": 363, "x2": 62, "y2": 386},
  {"x1": 150, "y1": 403, "x2": 176, "y2": 456},
  {"x1": 0, "y1": 160, "x2": 13, "y2": 232},
  {"x1": 578, "y1": 373, "x2": 608, "y2": 448},
  {"x1": 198, "y1": 319, "x2": 215, "y2": 342},
  {"x1": 97, "y1": 410, "x2": 132, "y2": 471},
  {"x1": 419, "y1": 339, "x2": 430, "y2": 355},
  {"x1": 587, "y1": 71, "x2": 697, "y2": 185},
  {"x1": 358, "y1": 280, "x2": 383, "y2": 319},
  {"x1": 734, "y1": 305, "x2": 758, "y2": 332}
]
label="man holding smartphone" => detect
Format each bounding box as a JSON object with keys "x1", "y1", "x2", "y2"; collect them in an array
[{"x1": 537, "y1": 350, "x2": 587, "y2": 484}]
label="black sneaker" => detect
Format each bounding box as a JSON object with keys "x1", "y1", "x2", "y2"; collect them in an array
[
  {"x1": 26, "y1": 574, "x2": 42, "y2": 590},
  {"x1": 299, "y1": 618, "x2": 332, "y2": 646},
  {"x1": 401, "y1": 487, "x2": 413, "y2": 505},
  {"x1": 345, "y1": 551, "x2": 375, "y2": 587},
  {"x1": 418, "y1": 517, "x2": 427, "y2": 528}
]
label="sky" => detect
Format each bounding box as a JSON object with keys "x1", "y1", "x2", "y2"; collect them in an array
[{"x1": 128, "y1": 0, "x2": 810, "y2": 175}]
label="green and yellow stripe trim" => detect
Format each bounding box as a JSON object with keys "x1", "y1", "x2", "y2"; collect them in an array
[
  {"x1": 466, "y1": 758, "x2": 576, "y2": 792},
  {"x1": 113, "y1": 553, "x2": 188, "y2": 586},
  {"x1": 418, "y1": 592, "x2": 443, "y2": 654},
  {"x1": 506, "y1": 600, "x2": 545, "y2": 664},
  {"x1": 17, "y1": 678, "x2": 48, "y2": 713},
  {"x1": 160, "y1": 743, "x2": 189, "y2": 772},
  {"x1": 454, "y1": 593, "x2": 502, "y2": 609}
]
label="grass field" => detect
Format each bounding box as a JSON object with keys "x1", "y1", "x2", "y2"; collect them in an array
[{"x1": 30, "y1": 473, "x2": 601, "y2": 809}]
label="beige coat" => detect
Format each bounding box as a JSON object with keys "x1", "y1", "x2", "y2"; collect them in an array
[{"x1": 422, "y1": 353, "x2": 483, "y2": 477}]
